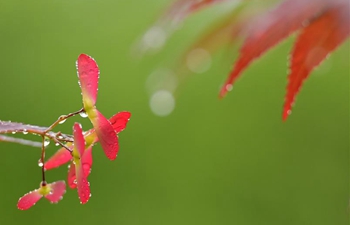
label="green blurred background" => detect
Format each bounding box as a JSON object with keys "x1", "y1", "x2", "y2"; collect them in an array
[{"x1": 0, "y1": 0, "x2": 348, "y2": 224}]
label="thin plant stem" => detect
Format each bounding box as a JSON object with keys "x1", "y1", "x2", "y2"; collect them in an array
[
  {"x1": 52, "y1": 137, "x2": 73, "y2": 153},
  {"x1": 44, "y1": 108, "x2": 85, "y2": 133},
  {"x1": 40, "y1": 136, "x2": 46, "y2": 183}
]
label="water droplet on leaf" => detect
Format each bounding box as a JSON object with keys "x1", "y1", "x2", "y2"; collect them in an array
[{"x1": 226, "y1": 84, "x2": 233, "y2": 91}]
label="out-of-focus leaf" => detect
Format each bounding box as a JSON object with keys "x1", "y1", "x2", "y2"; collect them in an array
[
  {"x1": 155, "y1": 0, "x2": 349, "y2": 120},
  {"x1": 219, "y1": 0, "x2": 330, "y2": 98},
  {"x1": 283, "y1": 1, "x2": 350, "y2": 120}
]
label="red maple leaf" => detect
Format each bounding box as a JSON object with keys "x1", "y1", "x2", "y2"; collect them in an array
[
  {"x1": 44, "y1": 111, "x2": 131, "y2": 172},
  {"x1": 77, "y1": 54, "x2": 124, "y2": 159},
  {"x1": 219, "y1": 0, "x2": 349, "y2": 120},
  {"x1": 140, "y1": 0, "x2": 349, "y2": 120},
  {"x1": 70, "y1": 123, "x2": 91, "y2": 204},
  {"x1": 17, "y1": 181, "x2": 66, "y2": 210}
]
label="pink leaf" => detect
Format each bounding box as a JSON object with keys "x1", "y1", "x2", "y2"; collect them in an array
[
  {"x1": 109, "y1": 111, "x2": 131, "y2": 133},
  {"x1": 82, "y1": 147, "x2": 93, "y2": 177},
  {"x1": 92, "y1": 109, "x2": 119, "y2": 160},
  {"x1": 67, "y1": 148, "x2": 93, "y2": 190},
  {"x1": 44, "y1": 181, "x2": 66, "y2": 203},
  {"x1": 44, "y1": 145, "x2": 73, "y2": 170},
  {"x1": 76, "y1": 163, "x2": 91, "y2": 204},
  {"x1": 73, "y1": 123, "x2": 86, "y2": 156},
  {"x1": 76, "y1": 54, "x2": 99, "y2": 108},
  {"x1": 17, "y1": 190, "x2": 42, "y2": 210},
  {"x1": 68, "y1": 163, "x2": 77, "y2": 189}
]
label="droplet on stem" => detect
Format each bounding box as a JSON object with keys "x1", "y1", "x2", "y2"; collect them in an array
[
  {"x1": 79, "y1": 111, "x2": 88, "y2": 118},
  {"x1": 38, "y1": 159, "x2": 43, "y2": 167},
  {"x1": 58, "y1": 116, "x2": 67, "y2": 124},
  {"x1": 44, "y1": 139, "x2": 50, "y2": 147}
]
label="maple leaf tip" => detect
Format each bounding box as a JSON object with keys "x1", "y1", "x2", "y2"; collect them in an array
[
  {"x1": 282, "y1": 108, "x2": 291, "y2": 121},
  {"x1": 219, "y1": 85, "x2": 230, "y2": 99}
]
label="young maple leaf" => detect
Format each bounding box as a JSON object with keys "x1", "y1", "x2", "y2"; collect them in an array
[
  {"x1": 67, "y1": 111, "x2": 131, "y2": 189},
  {"x1": 218, "y1": 0, "x2": 349, "y2": 120},
  {"x1": 44, "y1": 112, "x2": 131, "y2": 172},
  {"x1": 67, "y1": 147, "x2": 93, "y2": 189},
  {"x1": 17, "y1": 181, "x2": 66, "y2": 210},
  {"x1": 70, "y1": 123, "x2": 90, "y2": 204},
  {"x1": 76, "y1": 54, "x2": 120, "y2": 160}
]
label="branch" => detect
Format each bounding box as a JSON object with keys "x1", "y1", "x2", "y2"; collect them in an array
[{"x1": 0, "y1": 135, "x2": 42, "y2": 148}]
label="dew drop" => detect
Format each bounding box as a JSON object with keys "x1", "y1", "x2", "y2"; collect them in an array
[
  {"x1": 55, "y1": 142, "x2": 59, "y2": 146},
  {"x1": 11, "y1": 131, "x2": 16, "y2": 134},
  {"x1": 44, "y1": 139, "x2": 50, "y2": 147},
  {"x1": 22, "y1": 129, "x2": 28, "y2": 135},
  {"x1": 58, "y1": 118, "x2": 66, "y2": 124},
  {"x1": 79, "y1": 111, "x2": 88, "y2": 118},
  {"x1": 226, "y1": 84, "x2": 233, "y2": 91},
  {"x1": 38, "y1": 159, "x2": 43, "y2": 167}
]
